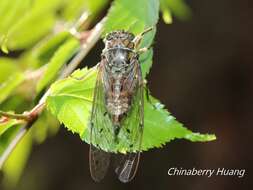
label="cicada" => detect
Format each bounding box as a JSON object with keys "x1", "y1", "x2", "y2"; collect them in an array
[{"x1": 89, "y1": 28, "x2": 153, "y2": 183}]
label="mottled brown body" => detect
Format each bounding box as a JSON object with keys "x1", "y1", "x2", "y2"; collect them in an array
[{"x1": 101, "y1": 31, "x2": 139, "y2": 128}]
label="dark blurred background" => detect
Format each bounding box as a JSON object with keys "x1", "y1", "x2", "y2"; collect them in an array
[{"x1": 9, "y1": 0, "x2": 252, "y2": 189}]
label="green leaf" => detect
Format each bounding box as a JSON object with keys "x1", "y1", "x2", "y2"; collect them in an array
[
  {"x1": 82, "y1": 0, "x2": 109, "y2": 16},
  {"x1": 62, "y1": 0, "x2": 108, "y2": 21},
  {"x1": 0, "y1": 58, "x2": 20, "y2": 83},
  {"x1": 32, "y1": 0, "x2": 62, "y2": 11},
  {"x1": 0, "y1": 119, "x2": 23, "y2": 136},
  {"x1": 31, "y1": 111, "x2": 60, "y2": 144},
  {"x1": 0, "y1": 72, "x2": 25, "y2": 103},
  {"x1": 162, "y1": 9, "x2": 173, "y2": 24},
  {"x1": 0, "y1": 0, "x2": 31, "y2": 35},
  {"x1": 62, "y1": 0, "x2": 86, "y2": 21},
  {"x1": 140, "y1": 97, "x2": 216, "y2": 151},
  {"x1": 0, "y1": 126, "x2": 20, "y2": 156},
  {"x1": 104, "y1": 0, "x2": 159, "y2": 34},
  {"x1": 6, "y1": 10, "x2": 55, "y2": 50},
  {"x1": 47, "y1": 68, "x2": 96, "y2": 135},
  {"x1": 2, "y1": 129, "x2": 33, "y2": 189},
  {"x1": 0, "y1": 0, "x2": 64, "y2": 51},
  {"x1": 160, "y1": 0, "x2": 173, "y2": 24},
  {"x1": 161, "y1": 0, "x2": 192, "y2": 21},
  {"x1": 0, "y1": 36, "x2": 9, "y2": 53},
  {"x1": 36, "y1": 37, "x2": 80, "y2": 93},
  {"x1": 34, "y1": 31, "x2": 73, "y2": 63},
  {"x1": 0, "y1": 112, "x2": 59, "y2": 187},
  {"x1": 0, "y1": 113, "x2": 59, "y2": 188},
  {"x1": 46, "y1": 68, "x2": 216, "y2": 153}
]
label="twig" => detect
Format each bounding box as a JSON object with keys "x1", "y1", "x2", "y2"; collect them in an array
[
  {"x1": 24, "y1": 65, "x2": 47, "y2": 81},
  {"x1": 60, "y1": 17, "x2": 105, "y2": 78},
  {"x1": 0, "y1": 17, "x2": 105, "y2": 169},
  {"x1": 0, "y1": 111, "x2": 30, "y2": 121}
]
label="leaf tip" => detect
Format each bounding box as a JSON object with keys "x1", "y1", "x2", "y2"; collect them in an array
[
  {"x1": 162, "y1": 9, "x2": 173, "y2": 24},
  {"x1": 185, "y1": 133, "x2": 217, "y2": 142},
  {"x1": 0, "y1": 35, "x2": 9, "y2": 54}
]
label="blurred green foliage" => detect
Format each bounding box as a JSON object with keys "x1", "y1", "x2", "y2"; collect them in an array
[
  {"x1": 0, "y1": 0, "x2": 108, "y2": 188},
  {"x1": 0, "y1": 0, "x2": 214, "y2": 189},
  {"x1": 36, "y1": 37, "x2": 80, "y2": 93}
]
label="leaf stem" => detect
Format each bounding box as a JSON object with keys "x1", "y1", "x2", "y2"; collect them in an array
[{"x1": 0, "y1": 17, "x2": 105, "y2": 169}]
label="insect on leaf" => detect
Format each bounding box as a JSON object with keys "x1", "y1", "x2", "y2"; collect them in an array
[{"x1": 46, "y1": 68, "x2": 216, "y2": 151}]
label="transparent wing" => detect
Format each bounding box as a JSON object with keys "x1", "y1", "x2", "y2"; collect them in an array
[
  {"x1": 89, "y1": 145, "x2": 110, "y2": 182},
  {"x1": 90, "y1": 59, "x2": 144, "y2": 183},
  {"x1": 89, "y1": 61, "x2": 114, "y2": 182},
  {"x1": 114, "y1": 60, "x2": 144, "y2": 183}
]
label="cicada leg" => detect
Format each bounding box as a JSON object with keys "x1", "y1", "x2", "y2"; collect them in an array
[
  {"x1": 137, "y1": 46, "x2": 152, "y2": 54},
  {"x1": 133, "y1": 27, "x2": 154, "y2": 48}
]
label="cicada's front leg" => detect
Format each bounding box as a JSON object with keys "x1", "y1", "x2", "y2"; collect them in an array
[
  {"x1": 133, "y1": 27, "x2": 155, "y2": 106},
  {"x1": 133, "y1": 27, "x2": 153, "y2": 47},
  {"x1": 137, "y1": 46, "x2": 152, "y2": 54},
  {"x1": 132, "y1": 27, "x2": 153, "y2": 55}
]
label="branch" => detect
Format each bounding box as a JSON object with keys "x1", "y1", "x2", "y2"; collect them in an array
[
  {"x1": 0, "y1": 111, "x2": 30, "y2": 121},
  {"x1": 0, "y1": 17, "x2": 105, "y2": 169}
]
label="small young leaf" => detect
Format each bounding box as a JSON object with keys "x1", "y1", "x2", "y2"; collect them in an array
[
  {"x1": 0, "y1": 35, "x2": 9, "y2": 53},
  {"x1": 46, "y1": 68, "x2": 216, "y2": 153},
  {"x1": 160, "y1": 0, "x2": 173, "y2": 24},
  {"x1": 162, "y1": 0, "x2": 192, "y2": 21},
  {"x1": 36, "y1": 37, "x2": 80, "y2": 93},
  {"x1": 162, "y1": 9, "x2": 173, "y2": 24}
]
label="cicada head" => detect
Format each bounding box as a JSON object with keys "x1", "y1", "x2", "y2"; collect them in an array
[
  {"x1": 102, "y1": 31, "x2": 138, "y2": 71},
  {"x1": 104, "y1": 30, "x2": 135, "y2": 50}
]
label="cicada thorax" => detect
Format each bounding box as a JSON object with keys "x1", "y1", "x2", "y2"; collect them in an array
[{"x1": 102, "y1": 31, "x2": 139, "y2": 131}]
